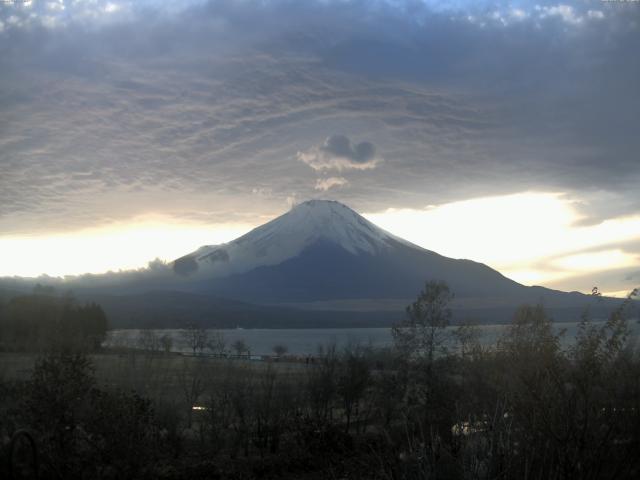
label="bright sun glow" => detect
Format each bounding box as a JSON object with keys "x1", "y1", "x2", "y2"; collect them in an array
[
  {"x1": 0, "y1": 216, "x2": 251, "y2": 278},
  {"x1": 550, "y1": 250, "x2": 636, "y2": 273},
  {"x1": 364, "y1": 192, "x2": 640, "y2": 293}
]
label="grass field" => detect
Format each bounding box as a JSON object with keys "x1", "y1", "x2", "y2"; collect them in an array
[{"x1": 0, "y1": 350, "x2": 308, "y2": 406}]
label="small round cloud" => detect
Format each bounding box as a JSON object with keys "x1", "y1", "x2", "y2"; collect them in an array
[{"x1": 298, "y1": 135, "x2": 381, "y2": 171}]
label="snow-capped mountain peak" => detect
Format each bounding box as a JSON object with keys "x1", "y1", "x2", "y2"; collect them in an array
[
  {"x1": 252, "y1": 199, "x2": 406, "y2": 254},
  {"x1": 173, "y1": 199, "x2": 417, "y2": 277}
]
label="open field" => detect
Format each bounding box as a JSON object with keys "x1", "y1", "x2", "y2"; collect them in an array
[{"x1": 1, "y1": 351, "x2": 308, "y2": 403}]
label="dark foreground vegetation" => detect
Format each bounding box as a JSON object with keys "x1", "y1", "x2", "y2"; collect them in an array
[
  {"x1": 0, "y1": 287, "x2": 108, "y2": 352},
  {"x1": 1, "y1": 283, "x2": 639, "y2": 479}
]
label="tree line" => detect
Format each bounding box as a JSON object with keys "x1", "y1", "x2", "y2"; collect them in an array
[{"x1": 0, "y1": 287, "x2": 108, "y2": 352}]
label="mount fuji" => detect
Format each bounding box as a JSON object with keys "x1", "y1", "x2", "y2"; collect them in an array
[
  {"x1": 1, "y1": 199, "x2": 621, "y2": 328},
  {"x1": 163, "y1": 200, "x2": 614, "y2": 323},
  {"x1": 173, "y1": 199, "x2": 526, "y2": 302},
  {"x1": 174, "y1": 199, "x2": 417, "y2": 279}
]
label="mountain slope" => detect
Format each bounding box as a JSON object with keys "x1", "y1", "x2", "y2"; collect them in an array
[
  {"x1": 173, "y1": 199, "x2": 416, "y2": 278},
  {"x1": 169, "y1": 199, "x2": 621, "y2": 321},
  {"x1": 82, "y1": 290, "x2": 397, "y2": 329},
  {"x1": 191, "y1": 238, "x2": 525, "y2": 303},
  {"x1": 174, "y1": 200, "x2": 525, "y2": 302}
]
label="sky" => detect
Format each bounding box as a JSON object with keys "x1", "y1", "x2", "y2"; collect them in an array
[{"x1": 0, "y1": 0, "x2": 639, "y2": 296}]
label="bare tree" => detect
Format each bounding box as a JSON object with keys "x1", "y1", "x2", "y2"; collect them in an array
[
  {"x1": 454, "y1": 321, "x2": 483, "y2": 359},
  {"x1": 232, "y1": 339, "x2": 249, "y2": 357},
  {"x1": 137, "y1": 330, "x2": 160, "y2": 353},
  {"x1": 337, "y1": 345, "x2": 370, "y2": 433},
  {"x1": 206, "y1": 330, "x2": 227, "y2": 356},
  {"x1": 272, "y1": 344, "x2": 288, "y2": 357},
  {"x1": 160, "y1": 333, "x2": 173, "y2": 354},
  {"x1": 306, "y1": 343, "x2": 339, "y2": 424},
  {"x1": 392, "y1": 280, "x2": 453, "y2": 364},
  {"x1": 181, "y1": 323, "x2": 208, "y2": 355},
  {"x1": 178, "y1": 358, "x2": 207, "y2": 427}
]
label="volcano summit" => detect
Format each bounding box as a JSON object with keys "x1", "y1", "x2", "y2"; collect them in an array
[{"x1": 166, "y1": 200, "x2": 609, "y2": 320}]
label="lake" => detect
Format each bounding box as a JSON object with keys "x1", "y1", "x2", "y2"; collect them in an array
[{"x1": 105, "y1": 320, "x2": 640, "y2": 356}]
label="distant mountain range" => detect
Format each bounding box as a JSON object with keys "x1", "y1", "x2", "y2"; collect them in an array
[{"x1": 0, "y1": 200, "x2": 626, "y2": 328}]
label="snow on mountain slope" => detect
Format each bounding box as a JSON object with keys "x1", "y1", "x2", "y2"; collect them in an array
[{"x1": 173, "y1": 200, "x2": 420, "y2": 277}]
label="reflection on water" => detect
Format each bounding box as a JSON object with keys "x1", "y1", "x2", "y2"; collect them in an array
[{"x1": 105, "y1": 321, "x2": 640, "y2": 357}]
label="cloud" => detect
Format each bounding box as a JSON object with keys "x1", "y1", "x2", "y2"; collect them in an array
[
  {"x1": 0, "y1": 0, "x2": 638, "y2": 235},
  {"x1": 298, "y1": 135, "x2": 381, "y2": 172},
  {"x1": 537, "y1": 4, "x2": 584, "y2": 25},
  {"x1": 626, "y1": 271, "x2": 640, "y2": 282},
  {"x1": 315, "y1": 177, "x2": 348, "y2": 191},
  {"x1": 587, "y1": 10, "x2": 605, "y2": 21}
]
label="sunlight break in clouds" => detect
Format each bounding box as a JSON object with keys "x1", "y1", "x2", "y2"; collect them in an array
[
  {"x1": 364, "y1": 193, "x2": 640, "y2": 294},
  {"x1": 0, "y1": 217, "x2": 251, "y2": 278}
]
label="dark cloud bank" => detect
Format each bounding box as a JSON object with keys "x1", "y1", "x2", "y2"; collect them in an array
[{"x1": 0, "y1": 0, "x2": 639, "y2": 234}]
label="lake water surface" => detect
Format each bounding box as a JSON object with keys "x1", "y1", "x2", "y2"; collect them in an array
[{"x1": 106, "y1": 321, "x2": 640, "y2": 356}]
